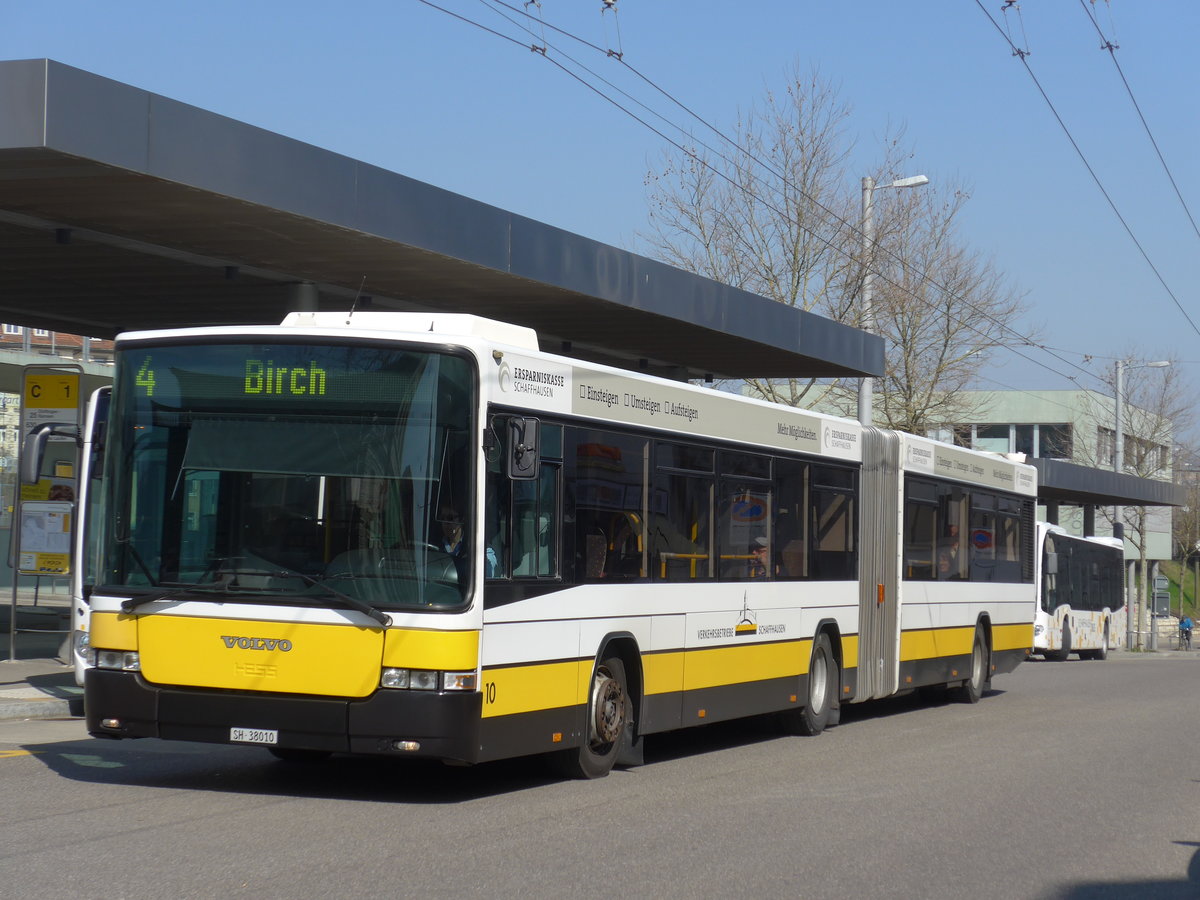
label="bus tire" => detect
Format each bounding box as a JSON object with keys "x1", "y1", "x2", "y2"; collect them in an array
[
  {"x1": 781, "y1": 633, "x2": 836, "y2": 736},
  {"x1": 954, "y1": 626, "x2": 988, "y2": 704},
  {"x1": 1085, "y1": 625, "x2": 1109, "y2": 661},
  {"x1": 555, "y1": 656, "x2": 628, "y2": 779},
  {"x1": 1045, "y1": 623, "x2": 1071, "y2": 662}
]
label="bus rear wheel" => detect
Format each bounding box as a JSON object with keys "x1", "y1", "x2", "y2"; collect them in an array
[
  {"x1": 953, "y1": 626, "x2": 988, "y2": 704},
  {"x1": 780, "y1": 633, "x2": 837, "y2": 736},
  {"x1": 1083, "y1": 626, "x2": 1109, "y2": 661},
  {"x1": 555, "y1": 656, "x2": 629, "y2": 779}
]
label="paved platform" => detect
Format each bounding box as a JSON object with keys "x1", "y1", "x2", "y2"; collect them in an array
[{"x1": 0, "y1": 589, "x2": 81, "y2": 721}]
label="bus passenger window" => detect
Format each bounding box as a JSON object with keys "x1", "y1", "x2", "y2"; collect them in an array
[
  {"x1": 810, "y1": 484, "x2": 855, "y2": 580},
  {"x1": 567, "y1": 429, "x2": 647, "y2": 582},
  {"x1": 774, "y1": 457, "x2": 808, "y2": 580},
  {"x1": 654, "y1": 472, "x2": 712, "y2": 581}
]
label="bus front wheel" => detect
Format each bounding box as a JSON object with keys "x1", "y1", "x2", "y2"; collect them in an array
[{"x1": 555, "y1": 656, "x2": 629, "y2": 779}]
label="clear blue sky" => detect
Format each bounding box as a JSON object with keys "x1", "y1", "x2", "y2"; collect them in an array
[{"x1": 6, "y1": 1, "x2": 1200, "y2": 400}]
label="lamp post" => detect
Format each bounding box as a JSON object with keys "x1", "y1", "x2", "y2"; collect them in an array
[
  {"x1": 1114, "y1": 357, "x2": 1170, "y2": 650},
  {"x1": 858, "y1": 174, "x2": 929, "y2": 426}
]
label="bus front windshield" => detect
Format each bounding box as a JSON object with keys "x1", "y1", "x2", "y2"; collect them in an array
[{"x1": 96, "y1": 340, "x2": 476, "y2": 611}]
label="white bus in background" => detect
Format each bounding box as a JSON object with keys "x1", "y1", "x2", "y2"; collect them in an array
[{"x1": 1034, "y1": 522, "x2": 1125, "y2": 660}]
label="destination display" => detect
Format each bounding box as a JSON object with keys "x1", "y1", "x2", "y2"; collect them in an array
[{"x1": 123, "y1": 343, "x2": 458, "y2": 410}]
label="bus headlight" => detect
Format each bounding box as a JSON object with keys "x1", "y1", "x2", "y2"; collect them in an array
[
  {"x1": 95, "y1": 650, "x2": 140, "y2": 671},
  {"x1": 409, "y1": 670, "x2": 439, "y2": 691},
  {"x1": 381, "y1": 668, "x2": 410, "y2": 689},
  {"x1": 380, "y1": 667, "x2": 477, "y2": 692}
]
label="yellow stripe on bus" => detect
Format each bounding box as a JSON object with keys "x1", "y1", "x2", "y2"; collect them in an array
[
  {"x1": 841, "y1": 634, "x2": 860, "y2": 670},
  {"x1": 681, "y1": 639, "x2": 809, "y2": 691},
  {"x1": 482, "y1": 660, "x2": 585, "y2": 718},
  {"x1": 900, "y1": 623, "x2": 1033, "y2": 661},
  {"x1": 483, "y1": 640, "x2": 810, "y2": 718},
  {"x1": 90, "y1": 611, "x2": 138, "y2": 650},
  {"x1": 382, "y1": 628, "x2": 479, "y2": 670},
  {"x1": 992, "y1": 623, "x2": 1034, "y2": 652},
  {"x1": 900, "y1": 627, "x2": 974, "y2": 661}
]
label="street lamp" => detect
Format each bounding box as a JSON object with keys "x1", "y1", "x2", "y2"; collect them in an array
[
  {"x1": 1115, "y1": 357, "x2": 1170, "y2": 650},
  {"x1": 858, "y1": 174, "x2": 929, "y2": 426}
]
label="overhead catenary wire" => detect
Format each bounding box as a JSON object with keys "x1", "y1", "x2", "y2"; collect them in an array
[
  {"x1": 1076, "y1": 0, "x2": 1200, "y2": 244},
  {"x1": 975, "y1": 0, "x2": 1200, "y2": 342},
  {"x1": 418, "y1": 0, "x2": 1119, "y2": 393},
  {"x1": 477, "y1": 0, "x2": 1108, "y2": 390}
]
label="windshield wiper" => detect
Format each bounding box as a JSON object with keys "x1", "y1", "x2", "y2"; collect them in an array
[{"x1": 292, "y1": 572, "x2": 392, "y2": 627}]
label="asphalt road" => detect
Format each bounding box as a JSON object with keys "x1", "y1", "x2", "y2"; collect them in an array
[{"x1": 1, "y1": 654, "x2": 1197, "y2": 900}]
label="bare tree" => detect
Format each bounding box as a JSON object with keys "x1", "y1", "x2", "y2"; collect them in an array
[
  {"x1": 641, "y1": 66, "x2": 858, "y2": 408},
  {"x1": 829, "y1": 185, "x2": 1027, "y2": 433},
  {"x1": 639, "y1": 63, "x2": 1029, "y2": 430}
]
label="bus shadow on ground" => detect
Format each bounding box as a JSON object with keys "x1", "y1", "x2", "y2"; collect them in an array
[
  {"x1": 1049, "y1": 842, "x2": 1200, "y2": 899},
  {"x1": 21, "y1": 735, "x2": 571, "y2": 802},
  {"x1": 20, "y1": 687, "x2": 1005, "y2": 803}
]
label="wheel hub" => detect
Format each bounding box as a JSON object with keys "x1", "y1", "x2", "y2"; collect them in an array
[{"x1": 591, "y1": 669, "x2": 625, "y2": 744}]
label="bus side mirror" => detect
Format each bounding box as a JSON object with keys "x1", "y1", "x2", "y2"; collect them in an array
[
  {"x1": 1045, "y1": 551, "x2": 1058, "y2": 576},
  {"x1": 507, "y1": 417, "x2": 540, "y2": 481},
  {"x1": 20, "y1": 421, "x2": 80, "y2": 485}
]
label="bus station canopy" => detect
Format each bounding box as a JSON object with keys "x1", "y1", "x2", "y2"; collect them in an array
[
  {"x1": 1031, "y1": 458, "x2": 1184, "y2": 509},
  {"x1": 0, "y1": 60, "x2": 1180, "y2": 510},
  {"x1": 0, "y1": 58, "x2": 882, "y2": 383}
]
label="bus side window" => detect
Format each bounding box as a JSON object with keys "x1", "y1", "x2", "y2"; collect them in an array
[
  {"x1": 810, "y1": 465, "x2": 856, "y2": 581},
  {"x1": 512, "y1": 464, "x2": 559, "y2": 578}
]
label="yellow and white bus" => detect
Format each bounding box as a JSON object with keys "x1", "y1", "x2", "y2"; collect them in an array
[
  {"x1": 1033, "y1": 523, "x2": 1124, "y2": 660},
  {"x1": 75, "y1": 311, "x2": 1036, "y2": 776}
]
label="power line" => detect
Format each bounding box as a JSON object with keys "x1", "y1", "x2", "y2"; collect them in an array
[
  {"x1": 1077, "y1": 0, "x2": 1200, "y2": 244},
  {"x1": 974, "y1": 0, "x2": 1200, "y2": 341},
  {"x1": 421, "y1": 0, "x2": 1117, "y2": 391},
  {"x1": 481, "y1": 0, "x2": 1102, "y2": 387}
]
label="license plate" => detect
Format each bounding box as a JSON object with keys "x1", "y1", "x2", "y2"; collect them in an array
[{"x1": 230, "y1": 727, "x2": 278, "y2": 745}]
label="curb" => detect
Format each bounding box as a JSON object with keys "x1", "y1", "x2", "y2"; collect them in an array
[{"x1": 0, "y1": 695, "x2": 79, "y2": 721}]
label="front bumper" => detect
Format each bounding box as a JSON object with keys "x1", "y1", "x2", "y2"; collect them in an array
[{"x1": 85, "y1": 669, "x2": 483, "y2": 763}]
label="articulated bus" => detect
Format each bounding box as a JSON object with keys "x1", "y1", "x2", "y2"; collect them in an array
[
  {"x1": 1033, "y1": 523, "x2": 1125, "y2": 661},
  {"x1": 66, "y1": 312, "x2": 1037, "y2": 777}
]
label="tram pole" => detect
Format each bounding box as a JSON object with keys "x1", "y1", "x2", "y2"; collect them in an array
[{"x1": 857, "y1": 174, "x2": 927, "y2": 426}]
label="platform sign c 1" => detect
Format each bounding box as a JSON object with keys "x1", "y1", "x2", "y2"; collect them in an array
[{"x1": 22, "y1": 371, "x2": 80, "y2": 442}]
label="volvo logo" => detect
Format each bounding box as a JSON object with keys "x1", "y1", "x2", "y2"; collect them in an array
[{"x1": 221, "y1": 635, "x2": 293, "y2": 652}]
